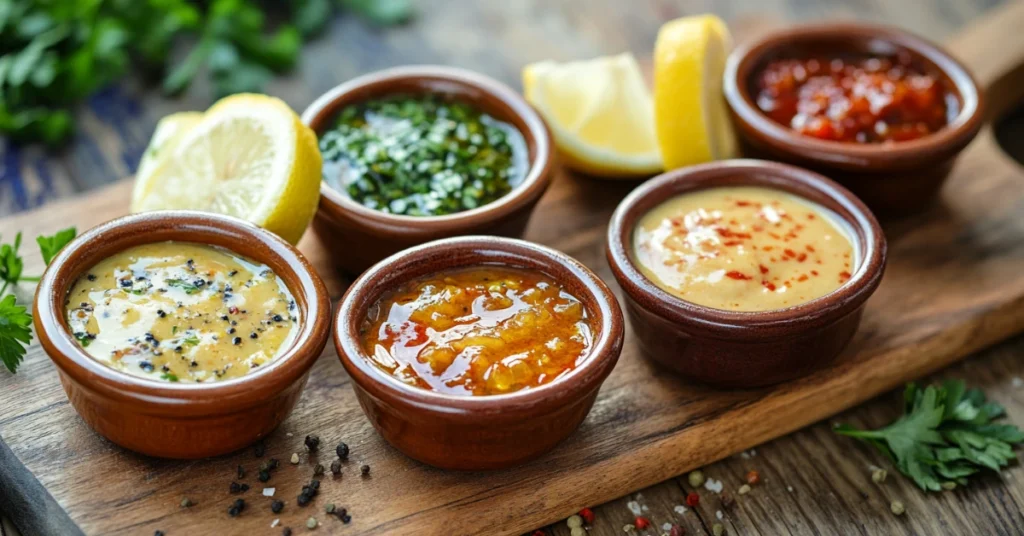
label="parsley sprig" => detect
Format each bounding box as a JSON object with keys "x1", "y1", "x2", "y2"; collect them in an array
[
  {"x1": 836, "y1": 380, "x2": 1024, "y2": 491},
  {"x1": 0, "y1": 227, "x2": 77, "y2": 373}
]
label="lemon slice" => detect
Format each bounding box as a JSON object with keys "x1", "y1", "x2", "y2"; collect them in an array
[
  {"x1": 131, "y1": 112, "x2": 203, "y2": 209},
  {"x1": 523, "y1": 53, "x2": 662, "y2": 178},
  {"x1": 654, "y1": 14, "x2": 737, "y2": 169},
  {"x1": 131, "y1": 94, "x2": 322, "y2": 245}
]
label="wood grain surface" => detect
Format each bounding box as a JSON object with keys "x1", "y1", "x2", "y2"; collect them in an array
[{"x1": 2, "y1": 1, "x2": 1024, "y2": 535}]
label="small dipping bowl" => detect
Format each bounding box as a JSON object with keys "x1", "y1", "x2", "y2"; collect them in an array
[
  {"x1": 335, "y1": 236, "x2": 623, "y2": 470},
  {"x1": 606, "y1": 160, "x2": 886, "y2": 388},
  {"x1": 302, "y1": 66, "x2": 555, "y2": 275},
  {"x1": 723, "y1": 23, "x2": 983, "y2": 216},
  {"x1": 33, "y1": 212, "x2": 331, "y2": 458}
]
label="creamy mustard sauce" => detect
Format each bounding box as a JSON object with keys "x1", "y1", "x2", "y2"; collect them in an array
[
  {"x1": 633, "y1": 186, "x2": 856, "y2": 311},
  {"x1": 65, "y1": 242, "x2": 299, "y2": 382}
]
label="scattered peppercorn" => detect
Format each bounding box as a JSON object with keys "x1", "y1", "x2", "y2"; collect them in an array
[
  {"x1": 720, "y1": 492, "x2": 735, "y2": 508},
  {"x1": 254, "y1": 441, "x2": 266, "y2": 458},
  {"x1": 745, "y1": 470, "x2": 760, "y2": 485},
  {"x1": 237, "y1": 465, "x2": 245, "y2": 479},
  {"x1": 738, "y1": 484, "x2": 752, "y2": 495},
  {"x1": 340, "y1": 512, "x2": 351, "y2": 524},
  {"x1": 271, "y1": 500, "x2": 284, "y2": 514},
  {"x1": 258, "y1": 470, "x2": 271, "y2": 483},
  {"x1": 306, "y1": 517, "x2": 318, "y2": 530},
  {"x1": 313, "y1": 463, "x2": 325, "y2": 477},
  {"x1": 330, "y1": 459, "x2": 342, "y2": 476},
  {"x1": 622, "y1": 524, "x2": 635, "y2": 533},
  {"x1": 890, "y1": 500, "x2": 905, "y2": 516},
  {"x1": 688, "y1": 470, "x2": 706, "y2": 488},
  {"x1": 154, "y1": 531, "x2": 165, "y2": 536},
  {"x1": 686, "y1": 492, "x2": 700, "y2": 506},
  {"x1": 291, "y1": 453, "x2": 300, "y2": 464},
  {"x1": 872, "y1": 468, "x2": 888, "y2": 483},
  {"x1": 180, "y1": 498, "x2": 194, "y2": 508},
  {"x1": 297, "y1": 480, "x2": 320, "y2": 507},
  {"x1": 336, "y1": 442, "x2": 349, "y2": 460},
  {"x1": 227, "y1": 498, "x2": 245, "y2": 517},
  {"x1": 567, "y1": 514, "x2": 583, "y2": 529},
  {"x1": 229, "y1": 482, "x2": 249, "y2": 494},
  {"x1": 282, "y1": 529, "x2": 292, "y2": 536},
  {"x1": 634, "y1": 516, "x2": 651, "y2": 530},
  {"x1": 360, "y1": 464, "x2": 370, "y2": 476},
  {"x1": 578, "y1": 507, "x2": 595, "y2": 524},
  {"x1": 712, "y1": 523, "x2": 725, "y2": 536},
  {"x1": 325, "y1": 503, "x2": 336, "y2": 514},
  {"x1": 570, "y1": 528, "x2": 586, "y2": 536}
]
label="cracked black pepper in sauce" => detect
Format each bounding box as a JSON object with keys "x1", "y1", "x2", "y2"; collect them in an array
[{"x1": 65, "y1": 242, "x2": 299, "y2": 382}]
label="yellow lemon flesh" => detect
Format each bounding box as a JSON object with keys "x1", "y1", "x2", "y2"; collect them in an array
[
  {"x1": 654, "y1": 14, "x2": 737, "y2": 169},
  {"x1": 523, "y1": 53, "x2": 662, "y2": 178},
  {"x1": 130, "y1": 94, "x2": 322, "y2": 245}
]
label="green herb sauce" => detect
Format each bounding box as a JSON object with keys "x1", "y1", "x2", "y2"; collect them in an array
[{"x1": 319, "y1": 95, "x2": 528, "y2": 217}]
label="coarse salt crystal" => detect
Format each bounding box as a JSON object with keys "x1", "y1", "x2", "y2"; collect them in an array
[
  {"x1": 716, "y1": 510, "x2": 723, "y2": 520},
  {"x1": 271, "y1": 519, "x2": 280, "y2": 528},
  {"x1": 704, "y1": 478, "x2": 724, "y2": 493},
  {"x1": 787, "y1": 486, "x2": 794, "y2": 493},
  {"x1": 674, "y1": 505, "x2": 687, "y2": 515},
  {"x1": 627, "y1": 500, "x2": 643, "y2": 516},
  {"x1": 263, "y1": 488, "x2": 275, "y2": 497},
  {"x1": 663, "y1": 523, "x2": 673, "y2": 531}
]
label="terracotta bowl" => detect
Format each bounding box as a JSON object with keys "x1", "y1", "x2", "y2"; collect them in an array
[
  {"x1": 334, "y1": 236, "x2": 624, "y2": 470},
  {"x1": 33, "y1": 212, "x2": 331, "y2": 459},
  {"x1": 723, "y1": 23, "x2": 984, "y2": 216},
  {"x1": 606, "y1": 160, "x2": 886, "y2": 388},
  {"x1": 302, "y1": 66, "x2": 555, "y2": 275}
]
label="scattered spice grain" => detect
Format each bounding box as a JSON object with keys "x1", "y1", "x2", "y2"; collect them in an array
[
  {"x1": 258, "y1": 470, "x2": 271, "y2": 483},
  {"x1": 579, "y1": 507, "x2": 595, "y2": 524},
  {"x1": 872, "y1": 468, "x2": 888, "y2": 483},
  {"x1": 271, "y1": 500, "x2": 284, "y2": 513},
  {"x1": 570, "y1": 528, "x2": 586, "y2": 536},
  {"x1": 942, "y1": 482, "x2": 957, "y2": 490},
  {"x1": 720, "y1": 492, "x2": 734, "y2": 508},
  {"x1": 306, "y1": 517, "x2": 318, "y2": 530},
  {"x1": 890, "y1": 500, "x2": 905, "y2": 516},
  {"x1": 685, "y1": 492, "x2": 700, "y2": 507},
  {"x1": 237, "y1": 465, "x2": 245, "y2": 479},
  {"x1": 313, "y1": 463, "x2": 325, "y2": 477},
  {"x1": 360, "y1": 463, "x2": 370, "y2": 476},
  {"x1": 254, "y1": 441, "x2": 266, "y2": 457},
  {"x1": 290, "y1": 453, "x2": 300, "y2": 464},
  {"x1": 180, "y1": 498, "x2": 194, "y2": 508},
  {"x1": 282, "y1": 528, "x2": 292, "y2": 536},
  {"x1": 336, "y1": 442, "x2": 349, "y2": 460},
  {"x1": 330, "y1": 459, "x2": 342, "y2": 476},
  {"x1": 567, "y1": 514, "x2": 583, "y2": 529},
  {"x1": 687, "y1": 470, "x2": 705, "y2": 488},
  {"x1": 712, "y1": 523, "x2": 725, "y2": 536},
  {"x1": 738, "y1": 484, "x2": 751, "y2": 495},
  {"x1": 228, "y1": 498, "x2": 245, "y2": 516},
  {"x1": 623, "y1": 524, "x2": 635, "y2": 533},
  {"x1": 745, "y1": 470, "x2": 760, "y2": 485},
  {"x1": 669, "y1": 525, "x2": 685, "y2": 536},
  {"x1": 305, "y1": 435, "x2": 320, "y2": 452},
  {"x1": 635, "y1": 516, "x2": 651, "y2": 529},
  {"x1": 154, "y1": 531, "x2": 164, "y2": 536}
]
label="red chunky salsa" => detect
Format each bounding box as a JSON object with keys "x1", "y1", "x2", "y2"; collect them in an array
[{"x1": 754, "y1": 52, "x2": 954, "y2": 143}]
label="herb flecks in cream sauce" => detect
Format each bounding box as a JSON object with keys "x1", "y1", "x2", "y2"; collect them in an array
[
  {"x1": 634, "y1": 186, "x2": 856, "y2": 311},
  {"x1": 66, "y1": 242, "x2": 298, "y2": 383}
]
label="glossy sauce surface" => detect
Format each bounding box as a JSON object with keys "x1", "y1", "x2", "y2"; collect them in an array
[
  {"x1": 634, "y1": 186, "x2": 856, "y2": 311},
  {"x1": 755, "y1": 53, "x2": 953, "y2": 143},
  {"x1": 360, "y1": 267, "x2": 593, "y2": 396},
  {"x1": 66, "y1": 242, "x2": 299, "y2": 382}
]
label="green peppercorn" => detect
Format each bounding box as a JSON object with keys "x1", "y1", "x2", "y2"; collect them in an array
[
  {"x1": 688, "y1": 469, "x2": 706, "y2": 488},
  {"x1": 890, "y1": 500, "x2": 905, "y2": 516},
  {"x1": 306, "y1": 517, "x2": 318, "y2": 529}
]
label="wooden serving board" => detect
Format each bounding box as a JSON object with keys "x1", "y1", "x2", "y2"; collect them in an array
[{"x1": 3, "y1": 4, "x2": 1024, "y2": 535}]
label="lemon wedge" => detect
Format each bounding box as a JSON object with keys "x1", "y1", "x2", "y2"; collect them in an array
[
  {"x1": 653, "y1": 14, "x2": 737, "y2": 169},
  {"x1": 131, "y1": 94, "x2": 322, "y2": 245},
  {"x1": 131, "y1": 112, "x2": 203, "y2": 210},
  {"x1": 523, "y1": 53, "x2": 662, "y2": 178}
]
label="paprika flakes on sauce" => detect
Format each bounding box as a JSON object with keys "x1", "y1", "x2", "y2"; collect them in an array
[{"x1": 633, "y1": 186, "x2": 856, "y2": 311}]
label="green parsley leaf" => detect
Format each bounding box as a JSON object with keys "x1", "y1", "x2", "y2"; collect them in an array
[
  {"x1": 836, "y1": 380, "x2": 1024, "y2": 491},
  {"x1": 166, "y1": 279, "x2": 200, "y2": 294},
  {"x1": 183, "y1": 335, "x2": 200, "y2": 346},
  {"x1": 0, "y1": 232, "x2": 26, "y2": 294},
  {"x1": 161, "y1": 372, "x2": 179, "y2": 382},
  {"x1": 73, "y1": 332, "x2": 93, "y2": 348},
  {"x1": 0, "y1": 294, "x2": 32, "y2": 373},
  {"x1": 36, "y1": 227, "x2": 77, "y2": 265}
]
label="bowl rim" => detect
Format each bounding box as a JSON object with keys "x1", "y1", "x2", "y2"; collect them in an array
[
  {"x1": 302, "y1": 65, "x2": 554, "y2": 234},
  {"x1": 334, "y1": 235, "x2": 624, "y2": 415},
  {"x1": 606, "y1": 159, "x2": 886, "y2": 340},
  {"x1": 33, "y1": 211, "x2": 332, "y2": 416},
  {"x1": 723, "y1": 22, "x2": 985, "y2": 168}
]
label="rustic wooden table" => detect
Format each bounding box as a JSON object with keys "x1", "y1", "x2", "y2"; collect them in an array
[{"x1": 2, "y1": 1, "x2": 1022, "y2": 535}]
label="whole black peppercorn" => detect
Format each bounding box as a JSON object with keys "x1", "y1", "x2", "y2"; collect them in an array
[
  {"x1": 304, "y1": 434, "x2": 320, "y2": 452},
  {"x1": 313, "y1": 463, "x2": 325, "y2": 476},
  {"x1": 282, "y1": 528, "x2": 292, "y2": 536},
  {"x1": 335, "y1": 442, "x2": 349, "y2": 460},
  {"x1": 155, "y1": 531, "x2": 165, "y2": 536},
  {"x1": 254, "y1": 441, "x2": 265, "y2": 458},
  {"x1": 227, "y1": 498, "x2": 246, "y2": 516},
  {"x1": 330, "y1": 459, "x2": 341, "y2": 476},
  {"x1": 269, "y1": 458, "x2": 279, "y2": 470},
  {"x1": 271, "y1": 500, "x2": 284, "y2": 514},
  {"x1": 311, "y1": 479, "x2": 320, "y2": 490},
  {"x1": 297, "y1": 493, "x2": 312, "y2": 507},
  {"x1": 341, "y1": 513, "x2": 351, "y2": 524},
  {"x1": 360, "y1": 464, "x2": 370, "y2": 476},
  {"x1": 258, "y1": 470, "x2": 271, "y2": 483},
  {"x1": 230, "y1": 481, "x2": 249, "y2": 493}
]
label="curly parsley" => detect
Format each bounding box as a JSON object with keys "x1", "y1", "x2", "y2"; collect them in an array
[
  {"x1": 836, "y1": 380, "x2": 1024, "y2": 491},
  {"x1": 0, "y1": 227, "x2": 76, "y2": 373}
]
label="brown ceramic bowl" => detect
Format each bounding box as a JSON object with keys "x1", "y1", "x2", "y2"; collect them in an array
[
  {"x1": 33, "y1": 211, "x2": 331, "y2": 459},
  {"x1": 606, "y1": 160, "x2": 886, "y2": 388},
  {"x1": 334, "y1": 236, "x2": 623, "y2": 470},
  {"x1": 302, "y1": 66, "x2": 555, "y2": 275},
  {"x1": 723, "y1": 23, "x2": 984, "y2": 216}
]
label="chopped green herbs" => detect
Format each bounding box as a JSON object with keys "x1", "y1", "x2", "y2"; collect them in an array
[
  {"x1": 835, "y1": 380, "x2": 1024, "y2": 491},
  {"x1": 319, "y1": 95, "x2": 528, "y2": 216},
  {"x1": 166, "y1": 279, "x2": 201, "y2": 294},
  {"x1": 0, "y1": 295, "x2": 32, "y2": 373},
  {"x1": 73, "y1": 332, "x2": 93, "y2": 348},
  {"x1": 183, "y1": 335, "x2": 201, "y2": 346},
  {"x1": 161, "y1": 372, "x2": 180, "y2": 382}
]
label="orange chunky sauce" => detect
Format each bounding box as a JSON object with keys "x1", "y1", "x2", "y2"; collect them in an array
[
  {"x1": 359, "y1": 267, "x2": 594, "y2": 396},
  {"x1": 634, "y1": 186, "x2": 856, "y2": 311},
  {"x1": 755, "y1": 53, "x2": 953, "y2": 143}
]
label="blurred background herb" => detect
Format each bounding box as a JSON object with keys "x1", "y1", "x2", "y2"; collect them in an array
[{"x1": 0, "y1": 0, "x2": 413, "y2": 146}]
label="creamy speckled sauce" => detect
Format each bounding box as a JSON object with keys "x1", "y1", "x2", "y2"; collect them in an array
[
  {"x1": 65, "y1": 242, "x2": 298, "y2": 382},
  {"x1": 634, "y1": 187, "x2": 856, "y2": 311}
]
